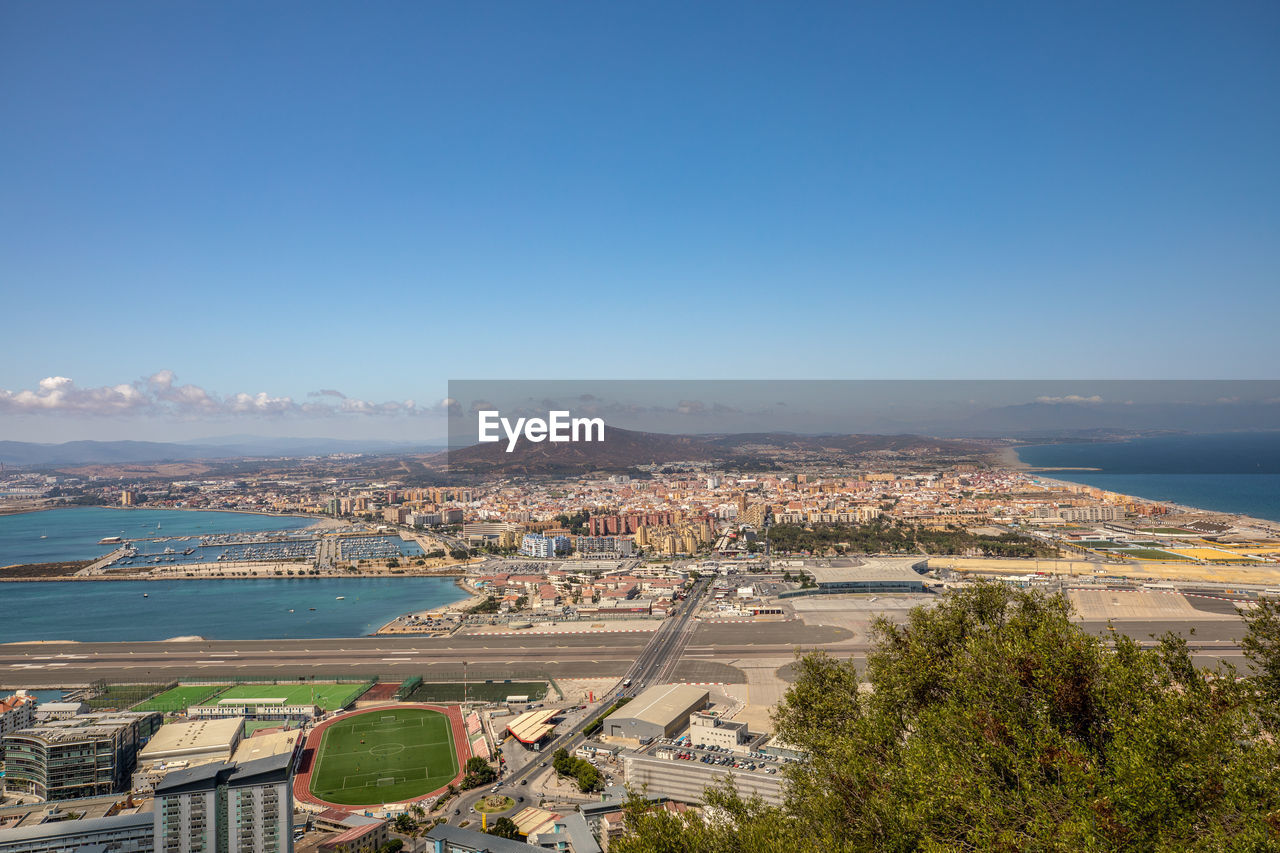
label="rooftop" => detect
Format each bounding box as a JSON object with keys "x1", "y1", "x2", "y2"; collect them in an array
[
  {"x1": 804, "y1": 557, "x2": 927, "y2": 586},
  {"x1": 232, "y1": 727, "x2": 301, "y2": 763},
  {"x1": 505, "y1": 708, "x2": 559, "y2": 744},
  {"x1": 610, "y1": 684, "x2": 709, "y2": 728},
  {"x1": 425, "y1": 823, "x2": 541, "y2": 852},
  {"x1": 6, "y1": 712, "x2": 151, "y2": 746},
  {"x1": 153, "y1": 751, "x2": 293, "y2": 797},
  {"x1": 139, "y1": 717, "x2": 242, "y2": 762}
]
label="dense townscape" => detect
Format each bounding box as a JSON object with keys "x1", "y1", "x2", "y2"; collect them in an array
[{"x1": 3, "y1": 446, "x2": 1280, "y2": 852}]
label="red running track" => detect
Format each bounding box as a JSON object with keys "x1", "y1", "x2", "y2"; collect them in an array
[{"x1": 293, "y1": 703, "x2": 472, "y2": 811}]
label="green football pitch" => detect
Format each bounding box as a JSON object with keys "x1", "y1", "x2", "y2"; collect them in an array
[
  {"x1": 133, "y1": 685, "x2": 227, "y2": 712},
  {"x1": 310, "y1": 708, "x2": 459, "y2": 805},
  {"x1": 213, "y1": 683, "x2": 368, "y2": 711}
]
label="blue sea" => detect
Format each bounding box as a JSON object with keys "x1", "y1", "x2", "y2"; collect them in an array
[
  {"x1": 1017, "y1": 432, "x2": 1280, "y2": 523},
  {"x1": 0, "y1": 506, "x2": 313, "y2": 567},
  {"x1": 0, "y1": 577, "x2": 466, "y2": 642}
]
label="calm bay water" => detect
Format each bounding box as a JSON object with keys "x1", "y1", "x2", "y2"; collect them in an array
[
  {"x1": 0, "y1": 577, "x2": 465, "y2": 642},
  {"x1": 1018, "y1": 433, "x2": 1280, "y2": 523},
  {"x1": 0, "y1": 506, "x2": 312, "y2": 567}
]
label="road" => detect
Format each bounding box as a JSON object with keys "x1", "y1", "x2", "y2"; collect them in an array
[{"x1": 446, "y1": 579, "x2": 712, "y2": 824}]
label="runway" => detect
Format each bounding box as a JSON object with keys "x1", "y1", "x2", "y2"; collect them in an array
[
  {"x1": 0, "y1": 629, "x2": 865, "y2": 686},
  {"x1": 0, "y1": 612, "x2": 1250, "y2": 687}
]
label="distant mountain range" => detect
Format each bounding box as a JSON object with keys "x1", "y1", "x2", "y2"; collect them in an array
[
  {"x1": 0, "y1": 437, "x2": 444, "y2": 467},
  {"x1": 443, "y1": 427, "x2": 988, "y2": 478}
]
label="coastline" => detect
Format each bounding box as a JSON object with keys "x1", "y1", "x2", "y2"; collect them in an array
[
  {"x1": 372, "y1": 575, "x2": 486, "y2": 634},
  {"x1": 0, "y1": 503, "x2": 324, "y2": 523},
  {"x1": 1023, "y1": 470, "x2": 1280, "y2": 536},
  {"x1": 1011, "y1": 445, "x2": 1280, "y2": 530}
]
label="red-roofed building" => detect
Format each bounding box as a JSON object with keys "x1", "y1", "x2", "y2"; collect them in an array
[
  {"x1": 0, "y1": 691, "x2": 36, "y2": 741},
  {"x1": 536, "y1": 585, "x2": 561, "y2": 608},
  {"x1": 317, "y1": 818, "x2": 389, "y2": 853}
]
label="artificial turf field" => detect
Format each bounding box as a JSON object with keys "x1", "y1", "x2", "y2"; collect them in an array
[
  {"x1": 133, "y1": 684, "x2": 226, "y2": 712},
  {"x1": 213, "y1": 682, "x2": 368, "y2": 711},
  {"x1": 309, "y1": 708, "x2": 459, "y2": 805}
]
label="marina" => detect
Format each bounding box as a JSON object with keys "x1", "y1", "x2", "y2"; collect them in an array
[
  {"x1": 0, "y1": 507, "x2": 314, "y2": 568},
  {"x1": 337, "y1": 535, "x2": 426, "y2": 561}
]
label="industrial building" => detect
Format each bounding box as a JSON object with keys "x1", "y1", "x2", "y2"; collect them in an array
[
  {"x1": 603, "y1": 685, "x2": 708, "y2": 741},
  {"x1": 134, "y1": 716, "x2": 245, "y2": 793},
  {"x1": 139, "y1": 717, "x2": 244, "y2": 765},
  {"x1": 783, "y1": 557, "x2": 928, "y2": 595}
]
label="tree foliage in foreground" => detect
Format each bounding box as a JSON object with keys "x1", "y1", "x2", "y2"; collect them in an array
[{"x1": 614, "y1": 583, "x2": 1280, "y2": 852}]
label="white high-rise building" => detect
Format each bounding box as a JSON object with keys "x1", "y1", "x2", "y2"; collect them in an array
[
  {"x1": 0, "y1": 691, "x2": 36, "y2": 741},
  {"x1": 153, "y1": 752, "x2": 293, "y2": 853}
]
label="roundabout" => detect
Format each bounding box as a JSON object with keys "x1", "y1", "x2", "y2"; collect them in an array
[{"x1": 475, "y1": 795, "x2": 515, "y2": 814}]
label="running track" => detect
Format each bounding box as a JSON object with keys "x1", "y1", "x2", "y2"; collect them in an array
[{"x1": 293, "y1": 703, "x2": 472, "y2": 810}]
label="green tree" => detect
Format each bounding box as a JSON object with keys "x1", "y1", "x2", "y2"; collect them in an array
[
  {"x1": 379, "y1": 840, "x2": 405, "y2": 852},
  {"x1": 551, "y1": 748, "x2": 574, "y2": 776},
  {"x1": 488, "y1": 817, "x2": 521, "y2": 840},
  {"x1": 575, "y1": 761, "x2": 603, "y2": 793},
  {"x1": 392, "y1": 813, "x2": 416, "y2": 834},
  {"x1": 614, "y1": 582, "x2": 1280, "y2": 852},
  {"x1": 1243, "y1": 593, "x2": 1280, "y2": 724},
  {"x1": 462, "y1": 756, "x2": 497, "y2": 787}
]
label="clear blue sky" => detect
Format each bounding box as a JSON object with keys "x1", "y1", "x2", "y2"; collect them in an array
[{"x1": 2, "y1": 1, "x2": 1277, "y2": 440}]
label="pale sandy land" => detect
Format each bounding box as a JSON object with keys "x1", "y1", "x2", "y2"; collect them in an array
[{"x1": 994, "y1": 444, "x2": 1030, "y2": 470}]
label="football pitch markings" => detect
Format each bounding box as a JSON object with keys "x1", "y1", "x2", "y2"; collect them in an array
[{"x1": 309, "y1": 708, "x2": 459, "y2": 805}]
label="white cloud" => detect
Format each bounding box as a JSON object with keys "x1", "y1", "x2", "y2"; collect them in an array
[
  {"x1": 1034, "y1": 395, "x2": 1104, "y2": 405},
  {"x1": 0, "y1": 372, "x2": 429, "y2": 419},
  {"x1": 0, "y1": 376, "x2": 151, "y2": 414}
]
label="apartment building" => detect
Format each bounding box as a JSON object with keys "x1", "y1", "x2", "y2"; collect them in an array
[
  {"x1": 1, "y1": 712, "x2": 159, "y2": 802},
  {"x1": 153, "y1": 752, "x2": 294, "y2": 853}
]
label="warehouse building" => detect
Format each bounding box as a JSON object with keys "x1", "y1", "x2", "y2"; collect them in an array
[
  {"x1": 603, "y1": 685, "x2": 708, "y2": 741},
  {"x1": 134, "y1": 717, "x2": 246, "y2": 793}
]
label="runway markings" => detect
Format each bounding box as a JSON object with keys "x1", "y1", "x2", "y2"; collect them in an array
[
  {"x1": 1066, "y1": 587, "x2": 1249, "y2": 604},
  {"x1": 667, "y1": 681, "x2": 726, "y2": 686},
  {"x1": 473, "y1": 629, "x2": 657, "y2": 637}
]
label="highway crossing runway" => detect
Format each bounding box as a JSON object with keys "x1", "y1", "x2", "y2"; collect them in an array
[{"x1": 0, "y1": 610, "x2": 1249, "y2": 686}]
